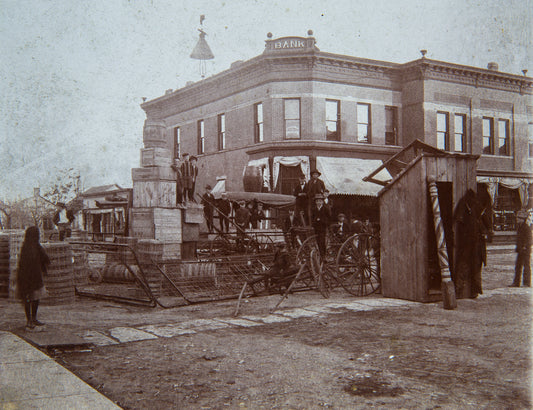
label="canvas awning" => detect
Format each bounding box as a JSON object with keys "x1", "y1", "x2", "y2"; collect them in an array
[{"x1": 316, "y1": 157, "x2": 392, "y2": 197}]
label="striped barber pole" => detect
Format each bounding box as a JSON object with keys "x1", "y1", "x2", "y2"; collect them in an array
[{"x1": 427, "y1": 177, "x2": 457, "y2": 310}]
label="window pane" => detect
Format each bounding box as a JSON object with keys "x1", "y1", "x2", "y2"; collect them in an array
[
  {"x1": 256, "y1": 103, "x2": 263, "y2": 123},
  {"x1": 482, "y1": 118, "x2": 491, "y2": 137},
  {"x1": 286, "y1": 120, "x2": 300, "y2": 139},
  {"x1": 357, "y1": 124, "x2": 368, "y2": 142},
  {"x1": 326, "y1": 100, "x2": 338, "y2": 121},
  {"x1": 258, "y1": 123, "x2": 264, "y2": 142},
  {"x1": 357, "y1": 104, "x2": 369, "y2": 123},
  {"x1": 483, "y1": 137, "x2": 492, "y2": 154},
  {"x1": 437, "y1": 113, "x2": 447, "y2": 132},
  {"x1": 326, "y1": 122, "x2": 338, "y2": 140},
  {"x1": 498, "y1": 120, "x2": 508, "y2": 156},
  {"x1": 437, "y1": 132, "x2": 446, "y2": 150},
  {"x1": 285, "y1": 99, "x2": 299, "y2": 119},
  {"x1": 220, "y1": 114, "x2": 225, "y2": 131},
  {"x1": 454, "y1": 115, "x2": 465, "y2": 152}
]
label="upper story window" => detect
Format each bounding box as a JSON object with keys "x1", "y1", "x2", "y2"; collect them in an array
[
  {"x1": 497, "y1": 119, "x2": 510, "y2": 156},
  {"x1": 174, "y1": 127, "x2": 180, "y2": 158},
  {"x1": 284, "y1": 98, "x2": 300, "y2": 139},
  {"x1": 436, "y1": 112, "x2": 449, "y2": 150},
  {"x1": 482, "y1": 117, "x2": 494, "y2": 155},
  {"x1": 385, "y1": 106, "x2": 398, "y2": 145},
  {"x1": 326, "y1": 99, "x2": 340, "y2": 141},
  {"x1": 254, "y1": 103, "x2": 264, "y2": 143},
  {"x1": 454, "y1": 114, "x2": 466, "y2": 152},
  {"x1": 218, "y1": 114, "x2": 226, "y2": 151},
  {"x1": 357, "y1": 103, "x2": 371, "y2": 143},
  {"x1": 529, "y1": 122, "x2": 533, "y2": 158},
  {"x1": 197, "y1": 120, "x2": 205, "y2": 154}
]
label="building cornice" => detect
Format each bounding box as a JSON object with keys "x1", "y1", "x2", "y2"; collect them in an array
[
  {"x1": 141, "y1": 52, "x2": 532, "y2": 119},
  {"x1": 400, "y1": 58, "x2": 532, "y2": 94}
]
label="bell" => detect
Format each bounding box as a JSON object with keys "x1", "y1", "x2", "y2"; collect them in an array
[{"x1": 191, "y1": 29, "x2": 214, "y2": 60}]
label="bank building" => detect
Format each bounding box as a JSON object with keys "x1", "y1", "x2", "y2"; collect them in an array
[{"x1": 132, "y1": 31, "x2": 532, "y2": 251}]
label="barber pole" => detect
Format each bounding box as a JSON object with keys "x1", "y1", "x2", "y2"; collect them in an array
[{"x1": 427, "y1": 177, "x2": 457, "y2": 310}]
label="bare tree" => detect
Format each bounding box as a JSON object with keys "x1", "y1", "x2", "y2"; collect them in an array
[{"x1": 41, "y1": 168, "x2": 82, "y2": 205}]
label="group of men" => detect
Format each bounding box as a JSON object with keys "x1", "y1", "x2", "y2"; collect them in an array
[
  {"x1": 201, "y1": 187, "x2": 267, "y2": 235},
  {"x1": 172, "y1": 153, "x2": 199, "y2": 205}
]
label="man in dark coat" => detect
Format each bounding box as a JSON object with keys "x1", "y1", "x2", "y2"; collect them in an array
[
  {"x1": 250, "y1": 201, "x2": 265, "y2": 229},
  {"x1": 282, "y1": 208, "x2": 301, "y2": 250},
  {"x1": 331, "y1": 213, "x2": 351, "y2": 242},
  {"x1": 306, "y1": 169, "x2": 326, "y2": 225},
  {"x1": 311, "y1": 193, "x2": 331, "y2": 260},
  {"x1": 201, "y1": 185, "x2": 215, "y2": 233},
  {"x1": 234, "y1": 200, "x2": 251, "y2": 251},
  {"x1": 180, "y1": 153, "x2": 199, "y2": 202},
  {"x1": 511, "y1": 211, "x2": 532, "y2": 287},
  {"x1": 217, "y1": 193, "x2": 232, "y2": 233},
  {"x1": 293, "y1": 175, "x2": 308, "y2": 226},
  {"x1": 454, "y1": 189, "x2": 492, "y2": 298}
]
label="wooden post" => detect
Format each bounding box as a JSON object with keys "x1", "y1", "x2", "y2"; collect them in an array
[{"x1": 427, "y1": 177, "x2": 457, "y2": 310}]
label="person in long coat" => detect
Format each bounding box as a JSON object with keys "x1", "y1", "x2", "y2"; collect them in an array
[
  {"x1": 511, "y1": 211, "x2": 532, "y2": 287},
  {"x1": 454, "y1": 189, "x2": 492, "y2": 298},
  {"x1": 201, "y1": 185, "x2": 215, "y2": 233},
  {"x1": 306, "y1": 170, "x2": 326, "y2": 225},
  {"x1": 311, "y1": 193, "x2": 331, "y2": 260},
  {"x1": 293, "y1": 176, "x2": 308, "y2": 226},
  {"x1": 17, "y1": 226, "x2": 50, "y2": 329},
  {"x1": 217, "y1": 193, "x2": 232, "y2": 233}
]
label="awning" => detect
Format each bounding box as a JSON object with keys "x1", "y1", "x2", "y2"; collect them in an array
[
  {"x1": 477, "y1": 176, "x2": 530, "y2": 207},
  {"x1": 316, "y1": 157, "x2": 392, "y2": 197},
  {"x1": 273, "y1": 156, "x2": 310, "y2": 190}
]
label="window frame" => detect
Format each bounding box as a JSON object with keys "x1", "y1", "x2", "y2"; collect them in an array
[
  {"x1": 356, "y1": 103, "x2": 371, "y2": 143},
  {"x1": 454, "y1": 114, "x2": 466, "y2": 152},
  {"x1": 497, "y1": 118, "x2": 510, "y2": 156},
  {"x1": 217, "y1": 113, "x2": 226, "y2": 151},
  {"x1": 254, "y1": 102, "x2": 264, "y2": 143},
  {"x1": 482, "y1": 117, "x2": 494, "y2": 155},
  {"x1": 385, "y1": 105, "x2": 398, "y2": 145},
  {"x1": 436, "y1": 111, "x2": 449, "y2": 150},
  {"x1": 197, "y1": 119, "x2": 205, "y2": 154},
  {"x1": 325, "y1": 99, "x2": 341, "y2": 141},
  {"x1": 283, "y1": 98, "x2": 301, "y2": 140},
  {"x1": 174, "y1": 126, "x2": 181, "y2": 158}
]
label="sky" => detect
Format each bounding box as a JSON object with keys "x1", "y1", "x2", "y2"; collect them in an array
[{"x1": 1, "y1": 0, "x2": 531, "y2": 201}]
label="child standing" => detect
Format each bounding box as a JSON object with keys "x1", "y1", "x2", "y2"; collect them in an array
[{"x1": 17, "y1": 226, "x2": 50, "y2": 329}]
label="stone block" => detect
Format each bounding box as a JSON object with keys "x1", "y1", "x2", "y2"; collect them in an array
[{"x1": 141, "y1": 148, "x2": 172, "y2": 167}]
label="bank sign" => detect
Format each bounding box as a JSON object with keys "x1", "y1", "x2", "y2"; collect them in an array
[
  {"x1": 265, "y1": 36, "x2": 315, "y2": 53},
  {"x1": 274, "y1": 37, "x2": 306, "y2": 49}
]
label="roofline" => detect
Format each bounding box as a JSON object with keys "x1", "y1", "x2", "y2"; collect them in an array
[{"x1": 141, "y1": 49, "x2": 530, "y2": 110}]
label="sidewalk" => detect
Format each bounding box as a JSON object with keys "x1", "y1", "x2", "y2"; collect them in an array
[{"x1": 0, "y1": 331, "x2": 120, "y2": 409}]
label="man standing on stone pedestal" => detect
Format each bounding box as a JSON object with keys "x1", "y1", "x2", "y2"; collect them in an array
[
  {"x1": 171, "y1": 157, "x2": 184, "y2": 206},
  {"x1": 180, "y1": 153, "x2": 198, "y2": 203}
]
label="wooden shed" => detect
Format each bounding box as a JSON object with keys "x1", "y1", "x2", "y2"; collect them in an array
[{"x1": 365, "y1": 140, "x2": 479, "y2": 303}]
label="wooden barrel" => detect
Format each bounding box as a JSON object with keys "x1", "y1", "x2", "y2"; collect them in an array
[
  {"x1": 41, "y1": 243, "x2": 75, "y2": 305},
  {"x1": 101, "y1": 263, "x2": 139, "y2": 283}
]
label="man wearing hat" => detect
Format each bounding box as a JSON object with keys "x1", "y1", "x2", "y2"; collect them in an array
[
  {"x1": 332, "y1": 213, "x2": 351, "y2": 242},
  {"x1": 217, "y1": 192, "x2": 232, "y2": 233},
  {"x1": 306, "y1": 169, "x2": 326, "y2": 225},
  {"x1": 201, "y1": 185, "x2": 215, "y2": 233},
  {"x1": 293, "y1": 175, "x2": 308, "y2": 226},
  {"x1": 234, "y1": 200, "x2": 251, "y2": 251},
  {"x1": 311, "y1": 193, "x2": 331, "y2": 260},
  {"x1": 180, "y1": 153, "x2": 198, "y2": 202}
]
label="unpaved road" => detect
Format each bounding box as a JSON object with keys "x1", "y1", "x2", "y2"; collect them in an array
[{"x1": 1, "y1": 251, "x2": 531, "y2": 409}]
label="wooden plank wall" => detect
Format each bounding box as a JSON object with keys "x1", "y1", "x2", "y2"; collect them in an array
[{"x1": 380, "y1": 155, "x2": 478, "y2": 303}]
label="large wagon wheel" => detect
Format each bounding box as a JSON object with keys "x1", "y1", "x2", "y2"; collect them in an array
[
  {"x1": 335, "y1": 233, "x2": 381, "y2": 296},
  {"x1": 296, "y1": 234, "x2": 318, "y2": 264}
]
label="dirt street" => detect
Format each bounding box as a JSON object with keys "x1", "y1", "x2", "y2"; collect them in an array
[{"x1": 1, "y1": 251, "x2": 531, "y2": 409}]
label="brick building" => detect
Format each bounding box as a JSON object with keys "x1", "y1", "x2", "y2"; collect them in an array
[{"x1": 133, "y1": 32, "x2": 532, "y2": 236}]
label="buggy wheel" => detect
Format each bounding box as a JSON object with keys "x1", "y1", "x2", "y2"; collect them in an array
[
  {"x1": 296, "y1": 235, "x2": 318, "y2": 265},
  {"x1": 335, "y1": 233, "x2": 380, "y2": 296}
]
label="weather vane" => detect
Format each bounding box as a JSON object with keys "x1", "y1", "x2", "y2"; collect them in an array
[{"x1": 190, "y1": 14, "x2": 214, "y2": 79}]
